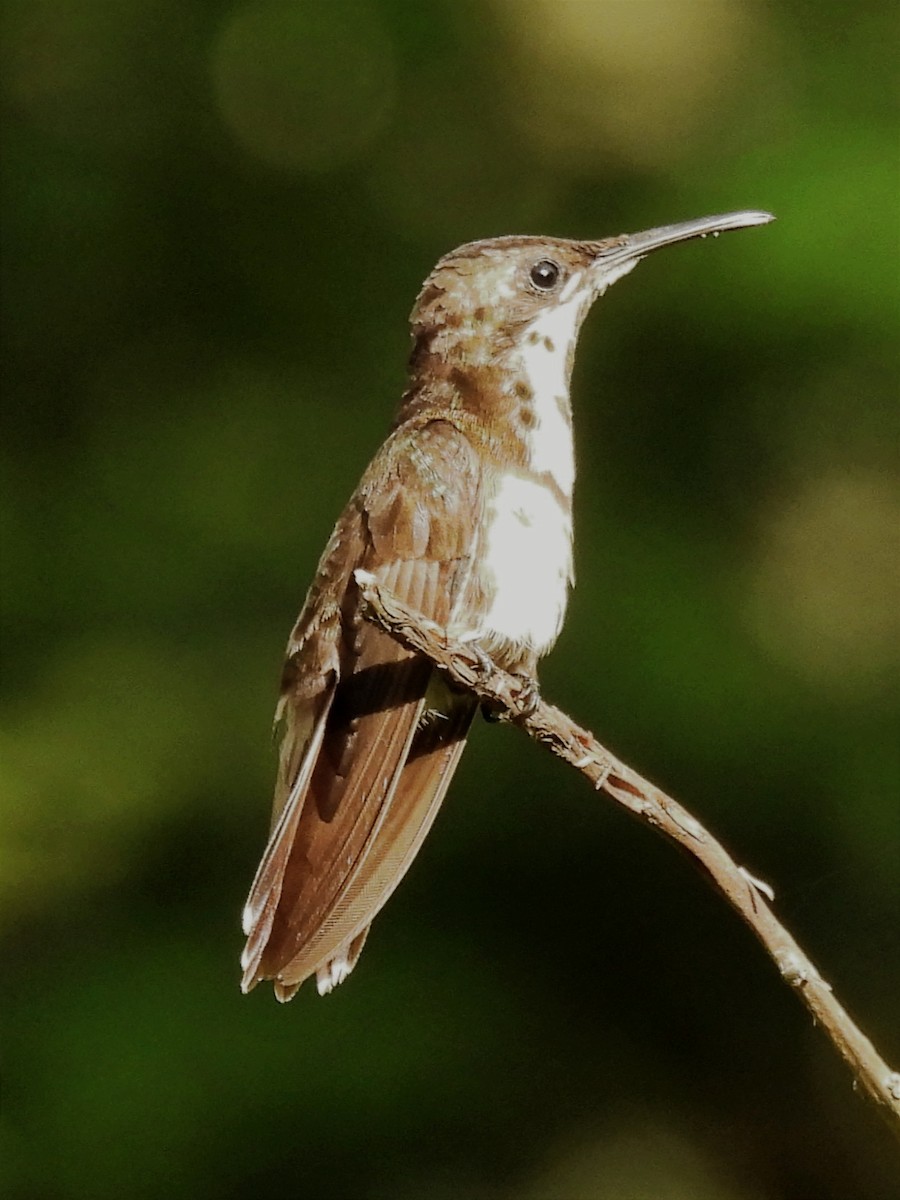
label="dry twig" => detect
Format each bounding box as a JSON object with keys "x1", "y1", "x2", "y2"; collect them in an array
[{"x1": 354, "y1": 571, "x2": 900, "y2": 1140}]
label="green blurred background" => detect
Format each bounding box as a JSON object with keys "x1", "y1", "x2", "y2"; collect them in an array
[{"x1": 2, "y1": 1, "x2": 898, "y2": 1197}]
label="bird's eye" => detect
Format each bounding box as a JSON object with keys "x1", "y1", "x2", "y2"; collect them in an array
[{"x1": 529, "y1": 259, "x2": 561, "y2": 290}]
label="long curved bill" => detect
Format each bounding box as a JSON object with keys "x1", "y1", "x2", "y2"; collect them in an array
[{"x1": 590, "y1": 209, "x2": 774, "y2": 288}]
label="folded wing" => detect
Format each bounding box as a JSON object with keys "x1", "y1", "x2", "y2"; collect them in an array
[{"x1": 241, "y1": 418, "x2": 483, "y2": 998}]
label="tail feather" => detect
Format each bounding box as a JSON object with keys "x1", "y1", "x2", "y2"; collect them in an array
[{"x1": 274, "y1": 691, "x2": 476, "y2": 994}]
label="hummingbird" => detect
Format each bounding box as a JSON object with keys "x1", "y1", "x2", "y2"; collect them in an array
[{"x1": 240, "y1": 209, "x2": 773, "y2": 1001}]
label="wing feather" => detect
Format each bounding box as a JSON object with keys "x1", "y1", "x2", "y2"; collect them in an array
[
  {"x1": 241, "y1": 418, "x2": 483, "y2": 998},
  {"x1": 240, "y1": 687, "x2": 335, "y2": 980}
]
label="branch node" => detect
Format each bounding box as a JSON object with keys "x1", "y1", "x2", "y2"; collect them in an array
[
  {"x1": 738, "y1": 866, "x2": 776, "y2": 903},
  {"x1": 775, "y1": 948, "x2": 825, "y2": 990}
]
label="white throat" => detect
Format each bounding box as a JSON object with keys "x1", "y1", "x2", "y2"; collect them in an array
[
  {"x1": 473, "y1": 275, "x2": 594, "y2": 659},
  {"x1": 515, "y1": 274, "x2": 591, "y2": 497}
]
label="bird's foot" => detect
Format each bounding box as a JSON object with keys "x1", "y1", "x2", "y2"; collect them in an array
[
  {"x1": 481, "y1": 669, "x2": 540, "y2": 723},
  {"x1": 512, "y1": 673, "x2": 541, "y2": 717}
]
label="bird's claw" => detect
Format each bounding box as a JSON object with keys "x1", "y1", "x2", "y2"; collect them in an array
[
  {"x1": 464, "y1": 640, "x2": 495, "y2": 678},
  {"x1": 512, "y1": 674, "x2": 541, "y2": 717}
]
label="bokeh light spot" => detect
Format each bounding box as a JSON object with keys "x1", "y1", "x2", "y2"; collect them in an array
[
  {"x1": 490, "y1": 0, "x2": 762, "y2": 169},
  {"x1": 210, "y1": 0, "x2": 396, "y2": 173},
  {"x1": 747, "y1": 471, "x2": 900, "y2": 693}
]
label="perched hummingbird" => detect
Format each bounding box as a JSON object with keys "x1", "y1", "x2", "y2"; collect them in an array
[{"x1": 240, "y1": 209, "x2": 773, "y2": 1001}]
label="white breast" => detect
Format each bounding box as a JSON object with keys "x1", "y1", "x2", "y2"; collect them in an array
[
  {"x1": 479, "y1": 471, "x2": 573, "y2": 656},
  {"x1": 465, "y1": 277, "x2": 591, "y2": 659}
]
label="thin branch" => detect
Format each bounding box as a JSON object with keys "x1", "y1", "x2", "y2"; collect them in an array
[{"x1": 354, "y1": 571, "x2": 900, "y2": 1140}]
